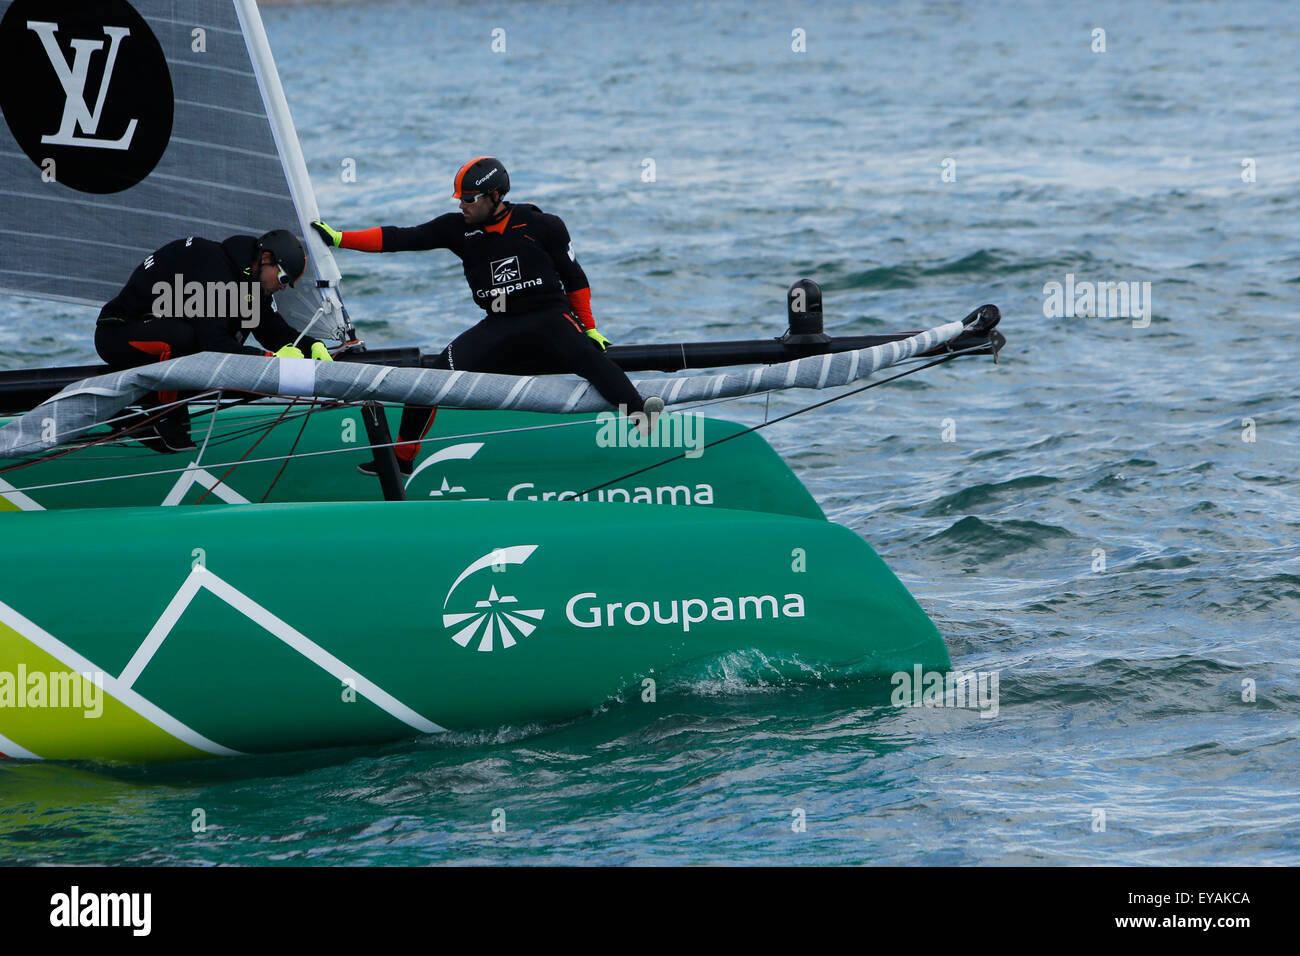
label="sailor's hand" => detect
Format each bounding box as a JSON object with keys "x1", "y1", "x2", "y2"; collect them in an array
[
  {"x1": 273, "y1": 345, "x2": 305, "y2": 359},
  {"x1": 310, "y1": 342, "x2": 334, "y2": 362},
  {"x1": 311, "y1": 220, "x2": 342, "y2": 248},
  {"x1": 586, "y1": 328, "x2": 611, "y2": 350}
]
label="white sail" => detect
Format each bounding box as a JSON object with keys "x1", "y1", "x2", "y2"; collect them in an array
[{"x1": 0, "y1": 0, "x2": 347, "y2": 339}]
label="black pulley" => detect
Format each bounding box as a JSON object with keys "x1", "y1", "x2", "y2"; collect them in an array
[{"x1": 782, "y1": 279, "x2": 829, "y2": 346}]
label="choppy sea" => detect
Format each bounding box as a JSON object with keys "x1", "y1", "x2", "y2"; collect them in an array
[{"x1": 1, "y1": 0, "x2": 1297, "y2": 866}]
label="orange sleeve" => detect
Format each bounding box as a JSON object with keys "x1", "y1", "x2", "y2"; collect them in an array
[
  {"x1": 567, "y1": 287, "x2": 595, "y2": 330},
  {"x1": 339, "y1": 227, "x2": 384, "y2": 252}
]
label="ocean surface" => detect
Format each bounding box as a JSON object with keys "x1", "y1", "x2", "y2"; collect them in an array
[{"x1": 2, "y1": 0, "x2": 1298, "y2": 865}]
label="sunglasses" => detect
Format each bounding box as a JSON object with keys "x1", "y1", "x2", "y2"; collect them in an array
[
  {"x1": 264, "y1": 258, "x2": 293, "y2": 287},
  {"x1": 458, "y1": 192, "x2": 487, "y2": 205}
]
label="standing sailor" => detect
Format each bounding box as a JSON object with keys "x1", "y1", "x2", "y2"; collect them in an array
[
  {"x1": 313, "y1": 157, "x2": 658, "y2": 476},
  {"x1": 95, "y1": 230, "x2": 333, "y2": 450}
]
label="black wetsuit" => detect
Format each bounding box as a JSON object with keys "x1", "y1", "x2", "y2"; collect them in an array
[
  {"x1": 350, "y1": 203, "x2": 644, "y2": 458},
  {"x1": 95, "y1": 235, "x2": 319, "y2": 368}
]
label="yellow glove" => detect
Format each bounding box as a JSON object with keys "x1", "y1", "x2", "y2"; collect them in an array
[
  {"x1": 586, "y1": 328, "x2": 611, "y2": 350},
  {"x1": 311, "y1": 220, "x2": 342, "y2": 247},
  {"x1": 310, "y1": 342, "x2": 334, "y2": 362},
  {"x1": 274, "y1": 345, "x2": 305, "y2": 359}
]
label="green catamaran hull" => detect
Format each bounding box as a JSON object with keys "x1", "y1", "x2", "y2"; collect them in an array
[
  {"x1": 0, "y1": 500, "x2": 946, "y2": 763},
  {"x1": 1, "y1": 405, "x2": 822, "y2": 519}
]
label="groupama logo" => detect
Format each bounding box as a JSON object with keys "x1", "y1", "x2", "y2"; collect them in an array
[
  {"x1": 441, "y1": 545, "x2": 546, "y2": 653},
  {"x1": 441, "y1": 545, "x2": 808, "y2": 653}
]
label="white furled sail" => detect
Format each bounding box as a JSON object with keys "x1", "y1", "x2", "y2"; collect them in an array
[
  {"x1": 0, "y1": 320, "x2": 970, "y2": 458},
  {"x1": 0, "y1": 0, "x2": 347, "y2": 339}
]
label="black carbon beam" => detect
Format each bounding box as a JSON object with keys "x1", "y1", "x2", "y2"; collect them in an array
[{"x1": 359, "y1": 402, "x2": 407, "y2": 502}]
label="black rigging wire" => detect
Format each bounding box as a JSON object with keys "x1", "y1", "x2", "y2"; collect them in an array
[{"x1": 568, "y1": 349, "x2": 976, "y2": 500}]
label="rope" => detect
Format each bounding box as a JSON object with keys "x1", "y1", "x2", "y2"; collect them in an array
[
  {"x1": 568, "y1": 349, "x2": 975, "y2": 500},
  {"x1": 261, "y1": 402, "x2": 312, "y2": 503},
  {"x1": 196, "y1": 400, "x2": 296, "y2": 504},
  {"x1": 0, "y1": 389, "x2": 227, "y2": 474}
]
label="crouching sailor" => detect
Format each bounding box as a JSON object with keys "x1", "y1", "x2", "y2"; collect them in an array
[
  {"x1": 94, "y1": 230, "x2": 333, "y2": 452},
  {"x1": 313, "y1": 156, "x2": 660, "y2": 476}
]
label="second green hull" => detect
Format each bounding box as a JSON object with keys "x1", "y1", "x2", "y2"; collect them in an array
[
  {"x1": 1, "y1": 405, "x2": 822, "y2": 518},
  {"x1": 0, "y1": 501, "x2": 947, "y2": 763}
]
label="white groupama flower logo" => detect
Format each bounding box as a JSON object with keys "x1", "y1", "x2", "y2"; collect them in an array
[{"x1": 442, "y1": 545, "x2": 545, "y2": 652}]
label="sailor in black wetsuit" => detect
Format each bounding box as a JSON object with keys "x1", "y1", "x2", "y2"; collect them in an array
[
  {"x1": 313, "y1": 157, "x2": 656, "y2": 476},
  {"x1": 95, "y1": 230, "x2": 333, "y2": 450}
]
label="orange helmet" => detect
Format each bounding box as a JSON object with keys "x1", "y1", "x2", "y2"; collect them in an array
[{"x1": 452, "y1": 157, "x2": 509, "y2": 199}]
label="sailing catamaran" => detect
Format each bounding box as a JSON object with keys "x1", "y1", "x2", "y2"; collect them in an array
[{"x1": 0, "y1": 0, "x2": 1003, "y2": 763}]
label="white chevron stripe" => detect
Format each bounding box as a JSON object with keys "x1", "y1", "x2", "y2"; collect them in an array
[
  {"x1": 0, "y1": 731, "x2": 40, "y2": 760},
  {"x1": 0, "y1": 477, "x2": 43, "y2": 512},
  {"x1": 146, "y1": 567, "x2": 447, "y2": 735},
  {"x1": 0, "y1": 600, "x2": 242, "y2": 757}
]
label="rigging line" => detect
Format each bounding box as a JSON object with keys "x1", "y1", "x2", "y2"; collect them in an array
[
  {"x1": 684, "y1": 354, "x2": 972, "y2": 411},
  {"x1": 196, "y1": 400, "x2": 297, "y2": 504},
  {"x1": 6, "y1": 418, "x2": 547, "y2": 493},
  {"x1": 261, "y1": 404, "x2": 312, "y2": 503},
  {"x1": 193, "y1": 389, "x2": 223, "y2": 466},
  {"x1": 167, "y1": 395, "x2": 597, "y2": 442},
  {"x1": 568, "y1": 349, "x2": 979, "y2": 500},
  {"x1": 0, "y1": 389, "x2": 228, "y2": 473},
  {"x1": 34, "y1": 393, "x2": 199, "y2": 451},
  {"x1": 49, "y1": 407, "x2": 320, "y2": 459},
  {"x1": 361, "y1": 406, "x2": 735, "y2": 457},
  {"x1": 152, "y1": 390, "x2": 737, "y2": 444},
  {"x1": 5, "y1": 410, "x2": 720, "y2": 494},
  {"x1": 185, "y1": 395, "x2": 332, "y2": 426},
  {"x1": 6, "y1": 443, "x2": 372, "y2": 494},
  {"x1": 10, "y1": 391, "x2": 349, "y2": 465},
  {"x1": 403, "y1": 415, "x2": 612, "y2": 444},
  {"x1": 184, "y1": 395, "x2": 348, "y2": 428},
  {"x1": 161, "y1": 402, "x2": 610, "y2": 455},
  {"x1": 5, "y1": 391, "x2": 277, "y2": 465},
  {"x1": 18, "y1": 395, "x2": 733, "y2": 470},
  {"x1": 201, "y1": 399, "x2": 626, "y2": 446},
  {"x1": 289, "y1": 305, "x2": 337, "y2": 352},
  {"x1": 162, "y1": 405, "x2": 325, "y2": 448}
]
